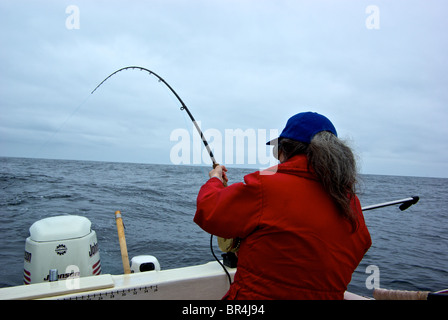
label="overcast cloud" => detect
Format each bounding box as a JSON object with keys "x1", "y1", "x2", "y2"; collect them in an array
[{"x1": 0, "y1": 0, "x2": 447, "y2": 178}]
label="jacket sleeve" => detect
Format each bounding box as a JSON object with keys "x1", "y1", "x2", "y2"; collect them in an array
[{"x1": 194, "y1": 173, "x2": 263, "y2": 239}]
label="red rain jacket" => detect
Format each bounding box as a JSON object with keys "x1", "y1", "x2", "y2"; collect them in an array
[{"x1": 194, "y1": 155, "x2": 371, "y2": 300}]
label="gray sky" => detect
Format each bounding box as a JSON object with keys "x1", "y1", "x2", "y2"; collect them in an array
[{"x1": 1, "y1": 0, "x2": 447, "y2": 178}]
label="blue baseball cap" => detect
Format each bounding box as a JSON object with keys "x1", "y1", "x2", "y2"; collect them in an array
[{"x1": 267, "y1": 112, "x2": 337, "y2": 145}]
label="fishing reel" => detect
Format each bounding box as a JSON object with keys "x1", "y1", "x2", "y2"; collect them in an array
[
  {"x1": 217, "y1": 237, "x2": 241, "y2": 253},
  {"x1": 217, "y1": 237, "x2": 240, "y2": 268}
]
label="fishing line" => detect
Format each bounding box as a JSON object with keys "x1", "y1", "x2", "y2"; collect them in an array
[
  {"x1": 210, "y1": 233, "x2": 232, "y2": 285},
  {"x1": 33, "y1": 94, "x2": 92, "y2": 159},
  {"x1": 92, "y1": 66, "x2": 232, "y2": 285}
]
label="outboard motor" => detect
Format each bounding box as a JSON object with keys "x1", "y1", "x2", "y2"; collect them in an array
[{"x1": 23, "y1": 215, "x2": 101, "y2": 285}]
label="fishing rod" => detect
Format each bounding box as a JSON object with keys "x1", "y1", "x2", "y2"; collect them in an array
[
  {"x1": 361, "y1": 196, "x2": 419, "y2": 211},
  {"x1": 91, "y1": 66, "x2": 218, "y2": 167},
  {"x1": 92, "y1": 66, "x2": 232, "y2": 282}
]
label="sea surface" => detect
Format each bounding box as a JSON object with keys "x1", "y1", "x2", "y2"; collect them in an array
[{"x1": 0, "y1": 156, "x2": 447, "y2": 297}]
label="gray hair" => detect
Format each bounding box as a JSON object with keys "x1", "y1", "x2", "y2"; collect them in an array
[{"x1": 278, "y1": 131, "x2": 359, "y2": 230}]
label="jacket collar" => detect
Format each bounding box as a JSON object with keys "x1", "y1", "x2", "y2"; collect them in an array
[{"x1": 261, "y1": 155, "x2": 318, "y2": 181}]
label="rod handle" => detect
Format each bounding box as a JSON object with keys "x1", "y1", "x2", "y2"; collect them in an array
[{"x1": 213, "y1": 163, "x2": 228, "y2": 187}]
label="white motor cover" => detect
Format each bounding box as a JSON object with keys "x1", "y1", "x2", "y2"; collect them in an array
[{"x1": 23, "y1": 215, "x2": 101, "y2": 285}]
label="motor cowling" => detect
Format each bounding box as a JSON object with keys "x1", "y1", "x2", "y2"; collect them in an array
[{"x1": 23, "y1": 215, "x2": 101, "y2": 285}]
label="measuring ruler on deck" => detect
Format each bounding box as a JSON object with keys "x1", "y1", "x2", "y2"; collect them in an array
[{"x1": 58, "y1": 285, "x2": 159, "y2": 300}]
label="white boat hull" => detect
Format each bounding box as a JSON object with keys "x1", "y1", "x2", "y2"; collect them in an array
[
  {"x1": 0, "y1": 260, "x2": 369, "y2": 300},
  {"x1": 0, "y1": 261, "x2": 235, "y2": 300}
]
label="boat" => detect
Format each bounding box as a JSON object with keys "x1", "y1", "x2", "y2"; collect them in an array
[
  {"x1": 0, "y1": 255, "x2": 371, "y2": 300},
  {"x1": 0, "y1": 198, "x2": 445, "y2": 301},
  {"x1": 0, "y1": 213, "x2": 370, "y2": 300},
  {"x1": 1, "y1": 259, "x2": 446, "y2": 300}
]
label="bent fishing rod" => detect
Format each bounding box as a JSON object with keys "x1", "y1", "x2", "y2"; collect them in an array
[
  {"x1": 92, "y1": 66, "x2": 231, "y2": 281},
  {"x1": 91, "y1": 66, "x2": 219, "y2": 168}
]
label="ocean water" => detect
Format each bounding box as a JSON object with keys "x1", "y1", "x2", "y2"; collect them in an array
[{"x1": 0, "y1": 156, "x2": 447, "y2": 297}]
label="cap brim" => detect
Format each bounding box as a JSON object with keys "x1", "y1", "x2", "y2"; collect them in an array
[{"x1": 266, "y1": 138, "x2": 279, "y2": 146}]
